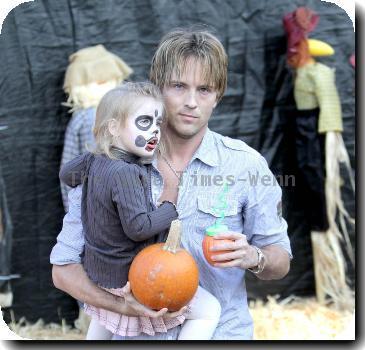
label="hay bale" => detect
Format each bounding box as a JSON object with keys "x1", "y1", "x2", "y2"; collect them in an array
[
  {"x1": 249, "y1": 295, "x2": 354, "y2": 340},
  {"x1": 6, "y1": 296, "x2": 354, "y2": 340}
]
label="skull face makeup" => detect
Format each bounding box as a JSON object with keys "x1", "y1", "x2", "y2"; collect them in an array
[{"x1": 111, "y1": 97, "x2": 164, "y2": 158}]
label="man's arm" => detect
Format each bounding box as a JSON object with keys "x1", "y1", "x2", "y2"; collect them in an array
[
  {"x1": 209, "y1": 232, "x2": 290, "y2": 280},
  {"x1": 209, "y1": 154, "x2": 291, "y2": 280},
  {"x1": 259, "y1": 244, "x2": 290, "y2": 280},
  {"x1": 52, "y1": 264, "x2": 125, "y2": 313},
  {"x1": 52, "y1": 264, "x2": 182, "y2": 317}
]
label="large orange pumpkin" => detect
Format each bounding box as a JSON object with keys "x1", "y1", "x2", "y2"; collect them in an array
[
  {"x1": 128, "y1": 220, "x2": 199, "y2": 311},
  {"x1": 202, "y1": 224, "x2": 234, "y2": 266}
]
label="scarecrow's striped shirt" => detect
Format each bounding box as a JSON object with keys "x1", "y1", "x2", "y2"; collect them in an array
[{"x1": 294, "y1": 62, "x2": 343, "y2": 134}]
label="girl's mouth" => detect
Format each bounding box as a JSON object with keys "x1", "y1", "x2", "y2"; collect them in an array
[{"x1": 145, "y1": 137, "x2": 158, "y2": 152}]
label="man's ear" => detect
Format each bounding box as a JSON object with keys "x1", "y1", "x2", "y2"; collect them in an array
[
  {"x1": 213, "y1": 100, "x2": 218, "y2": 109},
  {"x1": 108, "y1": 119, "x2": 120, "y2": 137}
]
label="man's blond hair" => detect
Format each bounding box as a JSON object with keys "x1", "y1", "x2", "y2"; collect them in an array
[
  {"x1": 150, "y1": 27, "x2": 228, "y2": 101},
  {"x1": 92, "y1": 82, "x2": 163, "y2": 159}
]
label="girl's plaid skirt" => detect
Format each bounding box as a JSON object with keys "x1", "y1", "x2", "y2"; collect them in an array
[{"x1": 84, "y1": 286, "x2": 191, "y2": 337}]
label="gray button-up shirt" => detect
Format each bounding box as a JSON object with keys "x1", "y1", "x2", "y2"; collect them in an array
[{"x1": 51, "y1": 128, "x2": 292, "y2": 340}]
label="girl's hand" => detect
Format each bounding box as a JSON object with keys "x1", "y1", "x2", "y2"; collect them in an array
[{"x1": 121, "y1": 282, "x2": 187, "y2": 318}]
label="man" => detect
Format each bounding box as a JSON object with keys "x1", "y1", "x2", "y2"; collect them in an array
[{"x1": 51, "y1": 28, "x2": 292, "y2": 340}]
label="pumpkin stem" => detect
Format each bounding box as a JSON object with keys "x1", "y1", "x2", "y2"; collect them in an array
[{"x1": 163, "y1": 219, "x2": 181, "y2": 253}]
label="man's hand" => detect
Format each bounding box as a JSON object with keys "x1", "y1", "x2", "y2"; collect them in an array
[
  {"x1": 209, "y1": 231, "x2": 291, "y2": 280},
  {"x1": 122, "y1": 282, "x2": 187, "y2": 319},
  {"x1": 209, "y1": 231, "x2": 258, "y2": 269}
]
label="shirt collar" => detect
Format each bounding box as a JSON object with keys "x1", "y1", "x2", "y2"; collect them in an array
[
  {"x1": 191, "y1": 128, "x2": 220, "y2": 167},
  {"x1": 110, "y1": 146, "x2": 144, "y2": 164},
  {"x1": 151, "y1": 129, "x2": 220, "y2": 170}
]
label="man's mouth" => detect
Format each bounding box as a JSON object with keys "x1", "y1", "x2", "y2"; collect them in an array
[
  {"x1": 179, "y1": 113, "x2": 198, "y2": 119},
  {"x1": 145, "y1": 137, "x2": 158, "y2": 152}
]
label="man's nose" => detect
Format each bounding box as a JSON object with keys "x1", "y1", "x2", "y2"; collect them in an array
[{"x1": 184, "y1": 90, "x2": 198, "y2": 109}]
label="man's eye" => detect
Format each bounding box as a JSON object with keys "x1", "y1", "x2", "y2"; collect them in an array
[
  {"x1": 200, "y1": 86, "x2": 211, "y2": 94},
  {"x1": 173, "y1": 83, "x2": 183, "y2": 89}
]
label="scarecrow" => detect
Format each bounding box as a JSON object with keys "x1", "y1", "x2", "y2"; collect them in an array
[
  {"x1": 61, "y1": 45, "x2": 133, "y2": 211},
  {"x1": 283, "y1": 7, "x2": 355, "y2": 309}
]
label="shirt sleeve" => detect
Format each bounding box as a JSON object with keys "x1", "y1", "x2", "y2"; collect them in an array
[
  {"x1": 242, "y1": 156, "x2": 292, "y2": 258},
  {"x1": 50, "y1": 185, "x2": 85, "y2": 265},
  {"x1": 314, "y1": 66, "x2": 343, "y2": 134},
  {"x1": 59, "y1": 153, "x2": 90, "y2": 188},
  {"x1": 112, "y1": 164, "x2": 178, "y2": 242}
]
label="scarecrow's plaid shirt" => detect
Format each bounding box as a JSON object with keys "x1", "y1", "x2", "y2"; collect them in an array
[{"x1": 60, "y1": 107, "x2": 96, "y2": 212}]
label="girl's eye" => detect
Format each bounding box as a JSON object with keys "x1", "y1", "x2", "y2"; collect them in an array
[
  {"x1": 135, "y1": 115, "x2": 153, "y2": 130},
  {"x1": 139, "y1": 119, "x2": 150, "y2": 126}
]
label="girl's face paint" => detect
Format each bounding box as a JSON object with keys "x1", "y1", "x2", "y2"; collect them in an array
[
  {"x1": 112, "y1": 97, "x2": 163, "y2": 158},
  {"x1": 135, "y1": 135, "x2": 147, "y2": 147}
]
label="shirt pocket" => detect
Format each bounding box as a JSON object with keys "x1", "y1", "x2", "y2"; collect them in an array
[{"x1": 195, "y1": 195, "x2": 243, "y2": 238}]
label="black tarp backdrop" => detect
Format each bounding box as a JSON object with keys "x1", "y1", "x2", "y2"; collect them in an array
[
  {"x1": 0, "y1": 0, "x2": 355, "y2": 324},
  {"x1": 0, "y1": 161, "x2": 14, "y2": 302}
]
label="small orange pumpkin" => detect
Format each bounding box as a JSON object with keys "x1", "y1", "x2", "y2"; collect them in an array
[
  {"x1": 129, "y1": 220, "x2": 199, "y2": 311},
  {"x1": 202, "y1": 224, "x2": 234, "y2": 266}
]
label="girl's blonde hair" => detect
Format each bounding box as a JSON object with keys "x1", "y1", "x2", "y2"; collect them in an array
[
  {"x1": 150, "y1": 27, "x2": 228, "y2": 102},
  {"x1": 92, "y1": 81, "x2": 163, "y2": 159}
]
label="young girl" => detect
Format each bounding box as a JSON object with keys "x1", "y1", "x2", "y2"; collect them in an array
[{"x1": 59, "y1": 82, "x2": 221, "y2": 340}]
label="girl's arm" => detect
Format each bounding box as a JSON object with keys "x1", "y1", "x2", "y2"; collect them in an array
[
  {"x1": 59, "y1": 153, "x2": 90, "y2": 187},
  {"x1": 112, "y1": 164, "x2": 178, "y2": 242},
  {"x1": 51, "y1": 184, "x2": 185, "y2": 319}
]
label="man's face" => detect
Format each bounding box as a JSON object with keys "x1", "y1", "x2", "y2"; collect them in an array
[
  {"x1": 113, "y1": 97, "x2": 163, "y2": 158},
  {"x1": 162, "y1": 57, "x2": 218, "y2": 140}
]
